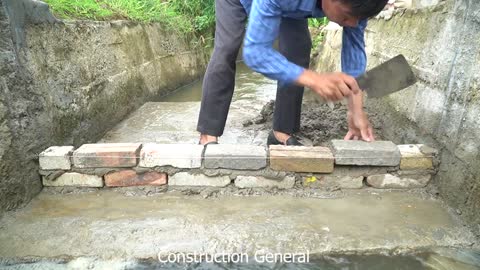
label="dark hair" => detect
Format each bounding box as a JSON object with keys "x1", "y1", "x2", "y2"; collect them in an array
[{"x1": 341, "y1": 0, "x2": 389, "y2": 19}]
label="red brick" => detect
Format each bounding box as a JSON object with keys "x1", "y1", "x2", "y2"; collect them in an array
[
  {"x1": 104, "y1": 170, "x2": 167, "y2": 187},
  {"x1": 73, "y1": 143, "x2": 141, "y2": 168}
]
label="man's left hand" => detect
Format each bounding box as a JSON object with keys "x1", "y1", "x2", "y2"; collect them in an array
[{"x1": 344, "y1": 110, "x2": 375, "y2": 142}]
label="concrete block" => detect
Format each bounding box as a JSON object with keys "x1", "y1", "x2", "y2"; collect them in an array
[
  {"x1": 331, "y1": 140, "x2": 401, "y2": 166},
  {"x1": 269, "y1": 145, "x2": 334, "y2": 173},
  {"x1": 204, "y1": 144, "x2": 267, "y2": 170},
  {"x1": 39, "y1": 146, "x2": 74, "y2": 170},
  {"x1": 139, "y1": 143, "x2": 203, "y2": 168},
  {"x1": 398, "y1": 144, "x2": 434, "y2": 170},
  {"x1": 43, "y1": 172, "x2": 103, "y2": 187},
  {"x1": 104, "y1": 170, "x2": 167, "y2": 187},
  {"x1": 367, "y1": 173, "x2": 431, "y2": 189},
  {"x1": 169, "y1": 172, "x2": 231, "y2": 187},
  {"x1": 235, "y1": 175, "x2": 295, "y2": 189},
  {"x1": 73, "y1": 143, "x2": 141, "y2": 168},
  {"x1": 303, "y1": 175, "x2": 364, "y2": 189}
]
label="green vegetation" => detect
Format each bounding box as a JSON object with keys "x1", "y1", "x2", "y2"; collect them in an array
[
  {"x1": 43, "y1": 0, "x2": 215, "y2": 34},
  {"x1": 308, "y1": 17, "x2": 328, "y2": 28},
  {"x1": 309, "y1": 17, "x2": 329, "y2": 51}
]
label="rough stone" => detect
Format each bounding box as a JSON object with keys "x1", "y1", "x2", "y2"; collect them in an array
[
  {"x1": 104, "y1": 170, "x2": 167, "y2": 187},
  {"x1": 234, "y1": 175, "x2": 295, "y2": 189},
  {"x1": 331, "y1": 140, "x2": 401, "y2": 166},
  {"x1": 72, "y1": 143, "x2": 141, "y2": 168},
  {"x1": 303, "y1": 175, "x2": 364, "y2": 189},
  {"x1": 169, "y1": 172, "x2": 231, "y2": 187},
  {"x1": 204, "y1": 144, "x2": 267, "y2": 170},
  {"x1": 42, "y1": 172, "x2": 103, "y2": 187},
  {"x1": 269, "y1": 145, "x2": 334, "y2": 173},
  {"x1": 302, "y1": 166, "x2": 396, "y2": 190},
  {"x1": 39, "y1": 146, "x2": 74, "y2": 170},
  {"x1": 367, "y1": 174, "x2": 431, "y2": 189},
  {"x1": 398, "y1": 144, "x2": 434, "y2": 170},
  {"x1": 139, "y1": 143, "x2": 203, "y2": 168}
]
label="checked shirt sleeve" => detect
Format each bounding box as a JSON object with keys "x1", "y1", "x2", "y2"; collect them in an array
[
  {"x1": 243, "y1": 0, "x2": 305, "y2": 85},
  {"x1": 341, "y1": 19, "x2": 368, "y2": 78}
]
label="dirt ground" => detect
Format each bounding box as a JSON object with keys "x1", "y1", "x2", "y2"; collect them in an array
[{"x1": 243, "y1": 99, "x2": 386, "y2": 146}]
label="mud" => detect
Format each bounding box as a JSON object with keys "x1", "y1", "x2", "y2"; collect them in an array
[
  {"x1": 2, "y1": 249, "x2": 480, "y2": 270},
  {"x1": 244, "y1": 99, "x2": 386, "y2": 146},
  {"x1": 0, "y1": 189, "x2": 476, "y2": 261}
]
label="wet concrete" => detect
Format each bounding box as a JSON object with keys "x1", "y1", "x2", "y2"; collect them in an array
[
  {"x1": 100, "y1": 63, "x2": 318, "y2": 145},
  {"x1": 245, "y1": 101, "x2": 387, "y2": 146},
  {"x1": 0, "y1": 189, "x2": 475, "y2": 261}
]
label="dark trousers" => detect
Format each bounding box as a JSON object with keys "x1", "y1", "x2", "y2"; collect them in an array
[{"x1": 196, "y1": 0, "x2": 311, "y2": 137}]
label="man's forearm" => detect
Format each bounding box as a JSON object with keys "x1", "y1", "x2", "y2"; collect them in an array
[{"x1": 348, "y1": 90, "x2": 364, "y2": 113}]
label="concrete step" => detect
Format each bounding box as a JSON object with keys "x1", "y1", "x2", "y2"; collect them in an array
[{"x1": 0, "y1": 189, "x2": 475, "y2": 261}]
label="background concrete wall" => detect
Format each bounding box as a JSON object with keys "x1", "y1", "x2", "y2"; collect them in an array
[
  {"x1": 0, "y1": 0, "x2": 208, "y2": 214},
  {"x1": 313, "y1": 0, "x2": 479, "y2": 237}
]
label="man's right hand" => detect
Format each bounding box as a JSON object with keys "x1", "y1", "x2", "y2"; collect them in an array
[{"x1": 296, "y1": 70, "x2": 361, "y2": 101}]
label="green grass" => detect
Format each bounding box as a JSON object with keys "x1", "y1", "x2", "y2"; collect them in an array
[
  {"x1": 43, "y1": 0, "x2": 215, "y2": 34},
  {"x1": 309, "y1": 17, "x2": 329, "y2": 50}
]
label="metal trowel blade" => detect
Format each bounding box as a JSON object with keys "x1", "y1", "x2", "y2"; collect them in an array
[{"x1": 356, "y1": 54, "x2": 417, "y2": 98}]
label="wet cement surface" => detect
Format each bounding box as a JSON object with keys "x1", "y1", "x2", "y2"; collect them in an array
[
  {"x1": 0, "y1": 189, "x2": 475, "y2": 261},
  {"x1": 100, "y1": 63, "x2": 286, "y2": 145}
]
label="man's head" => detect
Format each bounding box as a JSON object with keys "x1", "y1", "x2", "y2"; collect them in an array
[{"x1": 321, "y1": 0, "x2": 389, "y2": 27}]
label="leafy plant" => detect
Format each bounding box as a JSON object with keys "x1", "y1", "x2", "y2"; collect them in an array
[{"x1": 43, "y1": 0, "x2": 216, "y2": 34}]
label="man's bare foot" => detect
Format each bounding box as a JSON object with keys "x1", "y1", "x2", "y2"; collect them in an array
[
  {"x1": 273, "y1": 131, "x2": 292, "y2": 144},
  {"x1": 199, "y1": 134, "x2": 218, "y2": 145}
]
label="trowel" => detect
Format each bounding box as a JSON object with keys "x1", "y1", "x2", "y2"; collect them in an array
[
  {"x1": 326, "y1": 54, "x2": 416, "y2": 108},
  {"x1": 357, "y1": 54, "x2": 417, "y2": 98}
]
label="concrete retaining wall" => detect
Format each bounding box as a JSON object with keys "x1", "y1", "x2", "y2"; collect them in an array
[
  {"x1": 312, "y1": 0, "x2": 480, "y2": 236},
  {"x1": 38, "y1": 142, "x2": 437, "y2": 191},
  {"x1": 0, "y1": 0, "x2": 209, "y2": 213}
]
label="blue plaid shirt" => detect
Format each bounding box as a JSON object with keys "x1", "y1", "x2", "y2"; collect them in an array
[{"x1": 241, "y1": 0, "x2": 367, "y2": 84}]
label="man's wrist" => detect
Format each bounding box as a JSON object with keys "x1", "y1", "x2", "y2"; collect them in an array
[{"x1": 295, "y1": 69, "x2": 315, "y2": 88}]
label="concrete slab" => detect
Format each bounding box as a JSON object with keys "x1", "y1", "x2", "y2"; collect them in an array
[
  {"x1": 332, "y1": 140, "x2": 401, "y2": 166},
  {"x1": 204, "y1": 144, "x2": 267, "y2": 170},
  {"x1": 0, "y1": 190, "x2": 474, "y2": 260}
]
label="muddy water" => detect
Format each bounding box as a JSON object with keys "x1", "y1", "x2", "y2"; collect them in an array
[
  {"x1": 160, "y1": 63, "x2": 281, "y2": 103},
  {"x1": 100, "y1": 62, "x2": 319, "y2": 145}
]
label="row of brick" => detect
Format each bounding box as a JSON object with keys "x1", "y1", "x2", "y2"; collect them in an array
[
  {"x1": 41, "y1": 170, "x2": 432, "y2": 190},
  {"x1": 39, "y1": 141, "x2": 436, "y2": 173}
]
